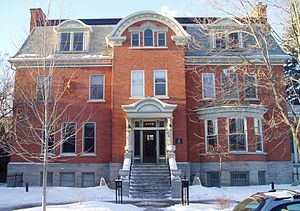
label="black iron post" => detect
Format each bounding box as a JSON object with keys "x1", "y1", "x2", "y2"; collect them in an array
[
  {"x1": 25, "y1": 183, "x2": 29, "y2": 192},
  {"x1": 115, "y1": 177, "x2": 123, "y2": 204},
  {"x1": 181, "y1": 177, "x2": 189, "y2": 206},
  {"x1": 271, "y1": 182, "x2": 275, "y2": 190}
]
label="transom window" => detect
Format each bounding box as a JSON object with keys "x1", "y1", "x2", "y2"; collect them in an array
[
  {"x1": 90, "y1": 75, "x2": 104, "y2": 100},
  {"x1": 83, "y1": 122, "x2": 96, "y2": 154},
  {"x1": 202, "y1": 73, "x2": 215, "y2": 99},
  {"x1": 131, "y1": 70, "x2": 144, "y2": 97},
  {"x1": 61, "y1": 122, "x2": 76, "y2": 154},
  {"x1": 221, "y1": 72, "x2": 238, "y2": 99},
  {"x1": 154, "y1": 70, "x2": 167, "y2": 96},
  {"x1": 144, "y1": 29, "x2": 154, "y2": 47},
  {"x1": 205, "y1": 119, "x2": 218, "y2": 152},
  {"x1": 228, "y1": 118, "x2": 247, "y2": 151},
  {"x1": 244, "y1": 74, "x2": 258, "y2": 99},
  {"x1": 60, "y1": 32, "x2": 84, "y2": 52}
]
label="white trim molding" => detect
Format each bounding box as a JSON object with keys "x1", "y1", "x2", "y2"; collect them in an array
[
  {"x1": 106, "y1": 11, "x2": 190, "y2": 47},
  {"x1": 196, "y1": 105, "x2": 267, "y2": 119}
]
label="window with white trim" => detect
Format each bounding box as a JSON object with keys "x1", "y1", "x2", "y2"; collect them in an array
[
  {"x1": 154, "y1": 70, "x2": 167, "y2": 96},
  {"x1": 254, "y1": 118, "x2": 263, "y2": 152},
  {"x1": 144, "y1": 29, "x2": 154, "y2": 46},
  {"x1": 90, "y1": 75, "x2": 104, "y2": 100},
  {"x1": 157, "y1": 32, "x2": 166, "y2": 47},
  {"x1": 60, "y1": 32, "x2": 84, "y2": 52},
  {"x1": 37, "y1": 75, "x2": 51, "y2": 102},
  {"x1": 215, "y1": 33, "x2": 226, "y2": 49},
  {"x1": 221, "y1": 72, "x2": 238, "y2": 99},
  {"x1": 228, "y1": 32, "x2": 239, "y2": 49},
  {"x1": 131, "y1": 70, "x2": 144, "y2": 97},
  {"x1": 244, "y1": 74, "x2": 258, "y2": 99},
  {"x1": 228, "y1": 118, "x2": 247, "y2": 151},
  {"x1": 202, "y1": 73, "x2": 215, "y2": 99},
  {"x1": 131, "y1": 33, "x2": 140, "y2": 47},
  {"x1": 61, "y1": 122, "x2": 76, "y2": 154},
  {"x1": 83, "y1": 122, "x2": 96, "y2": 154},
  {"x1": 205, "y1": 119, "x2": 218, "y2": 152}
]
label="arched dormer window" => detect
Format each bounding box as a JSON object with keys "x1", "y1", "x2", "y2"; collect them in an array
[
  {"x1": 144, "y1": 29, "x2": 154, "y2": 47},
  {"x1": 54, "y1": 20, "x2": 92, "y2": 53}
]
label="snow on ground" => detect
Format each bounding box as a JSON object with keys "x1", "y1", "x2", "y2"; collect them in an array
[{"x1": 1, "y1": 184, "x2": 300, "y2": 210}]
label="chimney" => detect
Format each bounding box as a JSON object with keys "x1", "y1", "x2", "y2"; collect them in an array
[
  {"x1": 251, "y1": 2, "x2": 268, "y2": 24},
  {"x1": 30, "y1": 8, "x2": 46, "y2": 32}
]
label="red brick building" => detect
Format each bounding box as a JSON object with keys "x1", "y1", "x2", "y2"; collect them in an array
[{"x1": 8, "y1": 5, "x2": 292, "y2": 196}]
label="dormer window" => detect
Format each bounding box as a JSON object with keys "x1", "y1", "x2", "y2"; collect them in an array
[
  {"x1": 228, "y1": 32, "x2": 239, "y2": 49},
  {"x1": 157, "y1": 32, "x2": 166, "y2": 47},
  {"x1": 144, "y1": 29, "x2": 154, "y2": 47},
  {"x1": 54, "y1": 20, "x2": 92, "y2": 53},
  {"x1": 212, "y1": 31, "x2": 243, "y2": 50},
  {"x1": 215, "y1": 33, "x2": 226, "y2": 49},
  {"x1": 60, "y1": 32, "x2": 84, "y2": 52},
  {"x1": 131, "y1": 33, "x2": 140, "y2": 47}
]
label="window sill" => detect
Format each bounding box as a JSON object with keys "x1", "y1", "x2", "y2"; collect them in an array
[
  {"x1": 229, "y1": 151, "x2": 266, "y2": 155},
  {"x1": 154, "y1": 96, "x2": 169, "y2": 99},
  {"x1": 129, "y1": 46, "x2": 168, "y2": 50},
  {"x1": 60, "y1": 153, "x2": 76, "y2": 157},
  {"x1": 87, "y1": 99, "x2": 105, "y2": 103},
  {"x1": 81, "y1": 153, "x2": 97, "y2": 157},
  {"x1": 40, "y1": 153, "x2": 55, "y2": 157},
  {"x1": 201, "y1": 98, "x2": 216, "y2": 101},
  {"x1": 58, "y1": 50, "x2": 88, "y2": 54},
  {"x1": 129, "y1": 96, "x2": 145, "y2": 100},
  {"x1": 245, "y1": 98, "x2": 259, "y2": 101}
]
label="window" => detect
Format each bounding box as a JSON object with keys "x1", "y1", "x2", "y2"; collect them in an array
[
  {"x1": 154, "y1": 70, "x2": 167, "y2": 96},
  {"x1": 41, "y1": 131, "x2": 55, "y2": 154},
  {"x1": 221, "y1": 72, "x2": 238, "y2": 99},
  {"x1": 40, "y1": 172, "x2": 53, "y2": 186},
  {"x1": 37, "y1": 75, "x2": 51, "y2": 102},
  {"x1": 254, "y1": 118, "x2": 263, "y2": 152},
  {"x1": 230, "y1": 171, "x2": 249, "y2": 186},
  {"x1": 244, "y1": 74, "x2": 258, "y2": 99},
  {"x1": 61, "y1": 123, "x2": 76, "y2": 154},
  {"x1": 157, "y1": 32, "x2": 166, "y2": 47},
  {"x1": 228, "y1": 32, "x2": 239, "y2": 49},
  {"x1": 271, "y1": 202, "x2": 300, "y2": 211},
  {"x1": 131, "y1": 33, "x2": 140, "y2": 47},
  {"x1": 82, "y1": 173, "x2": 95, "y2": 187},
  {"x1": 144, "y1": 29, "x2": 154, "y2": 46},
  {"x1": 205, "y1": 119, "x2": 218, "y2": 152},
  {"x1": 258, "y1": 171, "x2": 266, "y2": 185},
  {"x1": 131, "y1": 70, "x2": 144, "y2": 97},
  {"x1": 206, "y1": 172, "x2": 220, "y2": 187},
  {"x1": 228, "y1": 118, "x2": 247, "y2": 151},
  {"x1": 215, "y1": 33, "x2": 226, "y2": 49},
  {"x1": 60, "y1": 172, "x2": 75, "y2": 187},
  {"x1": 60, "y1": 32, "x2": 84, "y2": 52},
  {"x1": 90, "y1": 75, "x2": 104, "y2": 100},
  {"x1": 83, "y1": 122, "x2": 96, "y2": 154},
  {"x1": 202, "y1": 73, "x2": 215, "y2": 99}
]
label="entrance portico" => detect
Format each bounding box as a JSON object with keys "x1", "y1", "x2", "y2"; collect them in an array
[{"x1": 122, "y1": 97, "x2": 177, "y2": 163}]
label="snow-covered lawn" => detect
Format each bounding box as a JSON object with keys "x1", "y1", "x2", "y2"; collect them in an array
[{"x1": 1, "y1": 184, "x2": 300, "y2": 210}]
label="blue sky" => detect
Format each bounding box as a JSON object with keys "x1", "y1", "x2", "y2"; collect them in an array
[{"x1": 0, "y1": 0, "x2": 286, "y2": 56}]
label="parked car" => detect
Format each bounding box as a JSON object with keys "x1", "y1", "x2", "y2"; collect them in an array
[{"x1": 233, "y1": 189, "x2": 300, "y2": 211}]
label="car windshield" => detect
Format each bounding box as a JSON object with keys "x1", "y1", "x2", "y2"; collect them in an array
[{"x1": 233, "y1": 195, "x2": 266, "y2": 211}]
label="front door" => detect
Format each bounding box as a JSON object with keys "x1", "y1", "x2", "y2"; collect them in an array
[{"x1": 143, "y1": 130, "x2": 156, "y2": 163}]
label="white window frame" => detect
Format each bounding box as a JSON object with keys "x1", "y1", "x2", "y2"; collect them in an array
[
  {"x1": 60, "y1": 122, "x2": 77, "y2": 156},
  {"x1": 228, "y1": 118, "x2": 248, "y2": 152},
  {"x1": 89, "y1": 74, "x2": 105, "y2": 102},
  {"x1": 212, "y1": 32, "x2": 243, "y2": 50},
  {"x1": 59, "y1": 32, "x2": 87, "y2": 52},
  {"x1": 244, "y1": 74, "x2": 258, "y2": 100},
  {"x1": 221, "y1": 72, "x2": 239, "y2": 100},
  {"x1": 157, "y1": 32, "x2": 166, "y2": 47},
  {"x1": 131, "y1": 33, "x2": 140, "y2": 47},
  {"x1": 202, "y1": 73, "x2": 216, "y2": 100},
  {"x1": 154, "y1": 70, "x2": 168, "y2": 98},
  {"x1": 131, "y1": 70, "x2": 144, "y2": 98},
  {"x1": 254, "y1": 118, "x2": 263, "y2": 152},
  {"x1": 205, "y1": 119, "x2": 218, "y2": 153},
  {"x1": 143, "y1": 28, "x2": 154, "y2": 47},
  {"x1": 82, "y1": 122, "x2": 96, "y2": 155}
]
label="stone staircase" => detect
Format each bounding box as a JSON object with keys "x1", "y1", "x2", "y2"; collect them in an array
[{"x1": 129, "y1": 163, "x2": 171, "y2": 199}]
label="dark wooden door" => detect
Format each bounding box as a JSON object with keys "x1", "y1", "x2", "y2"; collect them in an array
[{"x1": 143, "y1": 130, "x2": 156, "y2": 163}]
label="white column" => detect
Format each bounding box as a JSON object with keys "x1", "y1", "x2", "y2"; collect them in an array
[
  {"x1": 124, "y1": 118, "x2": 133, "y2": 153},
  {"x1": 166, "y1": 117, "x2": 175, "y2": 153}
]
